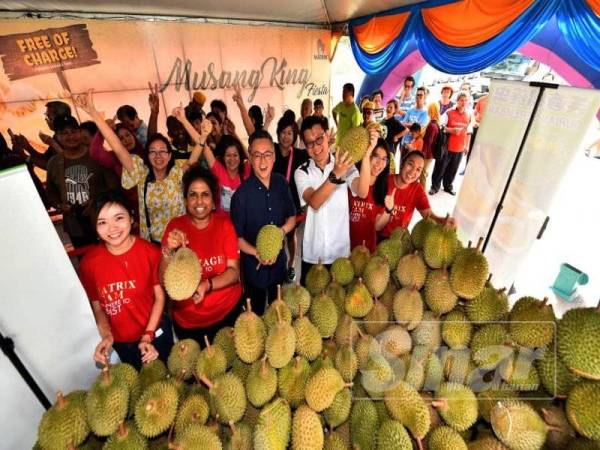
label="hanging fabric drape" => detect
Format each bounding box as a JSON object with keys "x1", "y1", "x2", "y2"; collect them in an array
[{"x1": 557, "y1": 0, "x2": 600, "y2": 71}]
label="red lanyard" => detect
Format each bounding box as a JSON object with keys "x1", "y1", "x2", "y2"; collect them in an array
[{"x1": 285, "y1": 147, "x2": 294, "y2": 181}]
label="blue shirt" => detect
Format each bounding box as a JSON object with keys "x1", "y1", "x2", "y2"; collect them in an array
[
  {"x1": 231, "y1": 172, "x2": 296, "y2": 288},
  {"x1": 136, "y1": 121, "x2": 148, "y2": 148},
  {"x1": 401, "y1": 106, "x2": 429, "y2": 145}
]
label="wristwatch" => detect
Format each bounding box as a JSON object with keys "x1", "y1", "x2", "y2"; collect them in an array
[{"x1": 328, "y1": 171, "x2": 345, "y2": 185}]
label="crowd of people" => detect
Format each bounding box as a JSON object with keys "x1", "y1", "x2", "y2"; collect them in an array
[{"x1": 0, "y1": 77, "x2": 486, "y2": 368}]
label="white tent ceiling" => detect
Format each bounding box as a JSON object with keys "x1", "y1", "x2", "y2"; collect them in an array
[{"x1": 0, "y1": 0, "x2": 422, "y2": 25}]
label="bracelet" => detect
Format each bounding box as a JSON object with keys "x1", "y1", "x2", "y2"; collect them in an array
[
  {"x1": 384, "y1": 205, "x2": 394, "y2": 214},
  {"x1": 142, "y1": 330, "x2": 155, "y2": 342},
  {"x1": 198, "y1": 140, "x2": 206, "y2": 146}
]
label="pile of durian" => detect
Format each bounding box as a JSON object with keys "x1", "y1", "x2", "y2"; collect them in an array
[{"x1": 35, "y1": 218, "x2": 600, "y2": 450}]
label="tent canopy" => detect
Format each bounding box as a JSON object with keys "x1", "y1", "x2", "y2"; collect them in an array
[{"x1": 0, "y1": 0, "x2": 420, "y2": 25}]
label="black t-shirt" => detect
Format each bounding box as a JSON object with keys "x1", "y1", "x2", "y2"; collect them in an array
[
  {"x1": 273, "y1": 143, "x2": 308, "y2": 211},
  {"x1": 382, "y1": 117, "x2": 405, "y2": 153}
]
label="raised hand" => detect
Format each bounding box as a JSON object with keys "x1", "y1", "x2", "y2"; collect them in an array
[
  {"x1": 165, "y1": 228, "x2": 188, "y2": 251},
  {"x1": 148, "y1": 82, "x2": 160, "y2": 114},
  {"x1": 232, "y1": 83, "x2": 243, "y2": 105},
  {"x1": 363, "y1": 128, "x2": 379, "y2": 160},
  {"x1": 199, "y1": 118, "x2": 213, "y2": 138},
  {"x1": 265, "y1": 103, "x2": 275, "y2": 123},
  {"x1": 333, "y1": 149, "x2": 353, "y2": 178},
  {"x1": 171, "y1": 105, "x2": 186, "y2": 123},
  {"x1": 384, "y1": 188, "x2": 397, "y2": 213},
  {"x1": 73, "y1": 89, "x2": 97, "y2": 115}
]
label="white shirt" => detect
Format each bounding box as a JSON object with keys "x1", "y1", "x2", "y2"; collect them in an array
[{"x1": 295, "y1": 155, "x2": 359, "y2": 264}]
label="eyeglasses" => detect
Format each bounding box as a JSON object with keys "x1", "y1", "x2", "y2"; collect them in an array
[
  {"x1": 363, "y1": 110, "x2": 373, "y2": 115},
  {"x1": 304, "y1": 134, "x2": 325, "y2": 150},
  {"x1": 251, "y1": 151, "x2": 274, "y2": 161},
  {"x1": 371, "y1": 155, "x2": 389, "y2": 164},
  {"x1": 148, "y1": 150, "x2": 169, "y2": 157}
]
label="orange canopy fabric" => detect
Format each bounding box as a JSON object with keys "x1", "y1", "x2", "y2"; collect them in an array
[
  {"x1": 587, "y1": 0, "x2": 600, "y2": 16},
  {"x1": 353, "y1": 11, "x2": 411, "y2": 54},
  {"x1": 422, "y1": 0, "x2": 534, "y2": 47}
]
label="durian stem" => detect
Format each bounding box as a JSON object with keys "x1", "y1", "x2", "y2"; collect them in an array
[
  {"x1": 177, "y1": 369, "x2": 187, "y2": 382},
  {"x1": 294, "y1": 356, "x2": 301, "y2": 370},
  {"x1": 204, "y1": 335, "x2": 213, "y2": 357},
  {"x1": 498, "y1": 287, "x2": 507, "y2": 294},
  {"x1": 596, "y1": 298, "x2": 600, "y2": 310},
  {"x1": 261, "y1": 355, "x2": 268, "y2": 376},
  {"x1": 467, "y1": 240, "x2": 472, "y2": 248},
  {"x1": 487, "y1": 273, "x2": 493, "y2": 283},
  {"x1": 67, "y1": 442, "x2": 75, "y2": 450},
  {"x1": 540, "y1": 297, "x2": 549, "y2": 308},
  {"x1": 555, "y1": 395, "x2": 567, "y2": 401},
  {"x1": 102, "y1": 367, "x2": 110, "y2": 384},
  {"x1": 198, "y1": 374, "x2": 214, "y2": 389},
  {"x1": 416, "y1": 439, "x2": 424, "y2": 450},
  {"x1": 229, "y1": 420, "x2": 236, "y2": 435},
  {"x1": 343, "y1": 382, "x2": 354, "y2": 388},
  {"x1": 245, "y1": 298, "x2": 252, "y2": 313},
  {"x1": 431, "y1": 399, "x2": 448, "y2": 411},
  {"x1": 118, "y1": 422, "x2": 127, "y2": 438},
  {"x1": 355, "y1": 325, "x2": 364, "y2": 339},
  {"x1": 275, "y1": 304, "x2": 282, "y2": 323},
  {"x1": 56, "y1": 391, "x2": 65, "y2": 410},
  {"x1": 167, "y1": 421, "x2": 177, "y2": 449},
  {"x1": 299, "y1": 305, "x2": 304, "y2": 319},
  {"x1": 277, "y1": 284, "x2": 282, "y2": 302},
  {"x1": 476, "y1": 237, "x2": 484, "y2": 251}
]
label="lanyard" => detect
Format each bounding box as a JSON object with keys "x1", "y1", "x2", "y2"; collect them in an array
[{"x1": 285, "y1": 147, "x2": 294, "y2": 181}]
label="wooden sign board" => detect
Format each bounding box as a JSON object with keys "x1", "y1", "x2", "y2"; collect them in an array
[{"x1": 0, "y1": 24, "x2": 99, "y2": 81}]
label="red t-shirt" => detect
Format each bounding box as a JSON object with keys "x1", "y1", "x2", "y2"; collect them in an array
[
  {"x1": 446, "y1": 109, "x2": 471, "y2": 153},
  {"x1": 381, "y1": 176, "x2": 430, "y2": 237},
  {"x1": 211, "y1": 161, "x2": 252, "y2": 215},
  {"x1": 348, "y1": 186, "x2": 383, "y2": 253},
  {"x1": 162, "y1": 214, "x2": 242, "y2": 329},
  {"x1": 79, "y1": 237, "x2": 160, "y2": 343}
]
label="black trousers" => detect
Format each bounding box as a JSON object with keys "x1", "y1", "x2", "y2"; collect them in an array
[
  {"x1": 112, "y1": 315, "x2": 174, "y2": 371},
  {"x1": 242, "y1": 280, "x2": 279, "y2": 317},
  {"x1": 300, "y1": 261, "x2": 332, "y2": 286},
  {"x1": 172, "y1": 298, "x2": 244, "y2": 346},
  {"x1": 431, "y1": 151, "x2": 463, "y2": 192}
]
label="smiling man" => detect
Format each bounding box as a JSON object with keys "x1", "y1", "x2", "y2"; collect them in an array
[
  {"x1": 230, "y1": 129, "x2": 296, "y2": 314},
  {"x1": 295, "y1": 116, "x2": 372, "y2": 284}
]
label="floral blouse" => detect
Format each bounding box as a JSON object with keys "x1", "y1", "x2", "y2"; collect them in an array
[{"x1": 122, "y1": 155, "x2": 186, "y2": 242}]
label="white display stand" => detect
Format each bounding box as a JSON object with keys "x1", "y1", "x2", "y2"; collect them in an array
[{"x1": 0, "y1": 165, "x2": 100, "y2": 448}]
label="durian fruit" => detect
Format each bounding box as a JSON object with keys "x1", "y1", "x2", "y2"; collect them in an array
[
  {"x1": 477, "y1": 387, "x2": 518, "y2": 422},
  {"x1": 324, "y1": 387, "x2": 352, "y2": 428},
  {"x1": 293, "y1": 307, "x2": 323, "y2": 361},
  {"x1": 256, "y1": 224, "x2": 283, "y2": 262},
  {"x1": 423, "y1": 222, "x2": 459, "y2": 269},
  {"x1": 263, "y1": 285, "x2": 292, "y2": 333},
  {"x1": 433, "y1": 383, "x2": 478, "y2": 432},
  {"x1": 305, "y1": 367, "x2": 348, "y2": 412},
  {"x1": 379, "y1": 279, "x2": 398, "y2": 312},
  {"x1": 393, "y1": 286, "x2": 424, "y2": 330},
  {"x1": 557, "y1": 303, "x2": 600, "y2": 380},
  {"x1": 200, "y1": 372, "x2": 247, "y2": 425},
  {"x1": 335, "y1": 314, "x2": 362, "y2": 348},
  {"x1": 376, "y1": 419, "x2": 412, "y2": 450},
  {"x1": 449, "y1": 238, "x2": 489, "y2": 300},
  {"x1": 379, "y1": 325, "x2": 412, "y2": 358},
  {"x1": 537, "y1": 343, "x2": 580, "y2": 396},
  {"x1": 361, "y1": 352, "x2": 395, "y2": 398},
  {"x1": 174, "y1": 394, "x2": 209, "y2": 436},
  {"x1": 135, "y1": 381, "x2": 179, "y2": 438},
  {"x1": 103, "y1": 421, "x2": 147, "y2": 450},
  {"x1": 331, "y1": 257, "x2": 355, "y2": 286},
  {"x1": 224, "y1": 421, "x2": 253, "y2": 450},
  {"x1": 278, "y1": 356, "x2": 310, "y2": 408},
  {"x1": 335, "y1": 344, "x2": 358, "y2": 382},
  {"x1": 376, "y1": 238, "x2": 405, "y2": 271},
  {"x1": 213, "y1": 327, "x2": 236, "y2": 368},
  {"x1": 139, "y1": 359, "x2": 168, "y2": 392},
  {"x1": 541, "y1": 405, "x2": 577, "y2": 450},
  {"x1": 339, "y1": 126, "x2": 370, "y2": 163},
  {"x1": 396, "y1": 251, "x2": 428, "y2": 289},
  {"x1": 170, "y1": 424, "x2": 222, "y2": 450},
  {"x1": 566, "y1": 380, "x2": 600, "y2": 440},
  {"x1": 424, "y1": 269, "x2": 458, "y2": 314},
  {"x1": 110, "y1": 363, "x2": 141, "y2": 416},
  {"x1": 350, "y1": 243, "x2": 371, "y2": 277},
  {"x1": 471, "y1": 324, "x2": 513, "y2": 370},
  {"x1": 326, "y1": 281, "x2": 347, "y2": 317},
  {"x1": 384, "y1": 380, "x2": 431, "y2": 442},
  {"x1": 310, "y1": 292, "x2": 338, "y2": 338},
  {"x1": 164, "y1": 247, "x2": 202, "y2": 300},
  {"x1": 499, "y1": 349, "x2": 541, "y2": 391},
  {"x1": 231, "y1": 357, "x2": 252, "y2": 384},
  {"x1": 390, "y1": 227, "x2": 414, "y2": 254},
  {"x1": 467, "y1": 436, "x2": 509, "y2": 450},
  {"x1": 283, "y1": 284, "x2": 312, "y2": 318},
  {"x1": 465, "y1": 281, "x2": 508, "y2": 323},
  {"x1": 306, "y1": 261, "x2": 331, "y2": 295},
  {"x1": 167, "y1": 339, "x2": 201, "y2": 381},
  {"x1": 363, "y1": 298, "x2": 390, "y2": 337},
  {"x1": 265, "y1": 304, "x2": 296, "y2": 369},
  {"x1": 411, "y1": 311, "x2": 442, "y2": 350},
  {"x1": 411, "y1": 217, "x2": 438, "y2": 250},
  {"x1": 350, "y1": 399, "x2": 380, "y2": 450},
  {"x1": 355, "y1": 331, "x2": 376, "y2": 369},
  {"x1": 441, "y1": 348, "x2": 475, "y2": 385},
  {"x1": 442, "y1": 308, "x2": 473, "y2": 349},
  {"x1": 195, "y1": 335, "x2": 228, "y2": 380},
  {"x1": 509, "y1": 296, "x2": 555, "y2": 348},
  {"x1": 234, "y1": 298, "x2": 266, "y2": 364},
  {"x1": 324, "y1": 430, "x2": 349, "y2": 450},
  {"x1": 345, "y1": 278, "x2": 374, "y2": 318},
  {"x1": 428, "y1": 425, "x2": 468, "y2": 450},
  {"x1": 253, "y1": 398, "x2": 292, "y2": 450},
  {"x1": 37, "y1": 391, "x2": 89, "y2": 450},
  {"x1": 86, "y1": 368, "x2": 129, "y2": 436},
  {"x1": 291, "y1": 404, "x2": 324, "y2": 450},
  {"x1": 246, "y1": 356, "x2": 277, "y2": 408},
  {"x1": 77, "y1": 434, "x2": 105, "y2": 450},
  {"x1": 400, "y1": 346, "x2": 442, "y2": 391},
  {"x1": 363, "y1": 256, "x2": 390, "y2": 298},
  {"x1": 490, "y1": 401, "x2": 548, "y2": 450}
]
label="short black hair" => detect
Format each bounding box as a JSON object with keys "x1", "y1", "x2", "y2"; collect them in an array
[
  {"x1": 300, "y1": 115, "x2": 328, "y2": 138},
  {"x1": 372, "y1": 89, "x2": 384, "y2": 99},
  {"x1": 53, "y1": 115, "x2": 79, "y2": 132},
  {"x1": 276, "y1": 115, "x2": 299, "y2": 146},
  {"x1": 343, "y1": 83, "x2": 355, "y2": 95},
  {"x1": 248, "y1": 105, "x2": 264, "y2": 130},
  {"x1": 116, "y1": 105, "x2": 138, "y2": 121},
  {"x1": 210, "y1": 99, "x2": 227, "y2": 114},
  {"x1": 80, "y1": 120, "x2": 98, "y2": 136},
  {"x1": 404, "y1": 76, "x2": 415, "y2": 86},
  {"x1": 248, "y1": 129, "x2": 274, "y2": 149},
  {"x1": 206, "y1": 111, "x2": 222, "y2": 124},
  {"x1": 143, "y1": 133, "x2": 176, "y2": 183},
  {"x1": 409, "y1": 123, "x2": 421, "y2": 133},
  {"x1": 45, "y1": 100, "x2": 71, "y2": 117},
  {"x1": 92, "y1": 190, "x2": 132, "y2": 226},
  {"x1": 313, "y1": 98, "x2": 324, "y2": 108},
  {"x1": 401, "y1": 150, "x2": 425, "y2": 166},
  {"x1": 283, "y1": 109, "x2": 296, "y2": 123},
  {"x1": 182, "y1": 162, "x2": 219, "y2": 200},
  {"x1": 187, "y1": 110, "x2": 204, "y2": 124}
]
